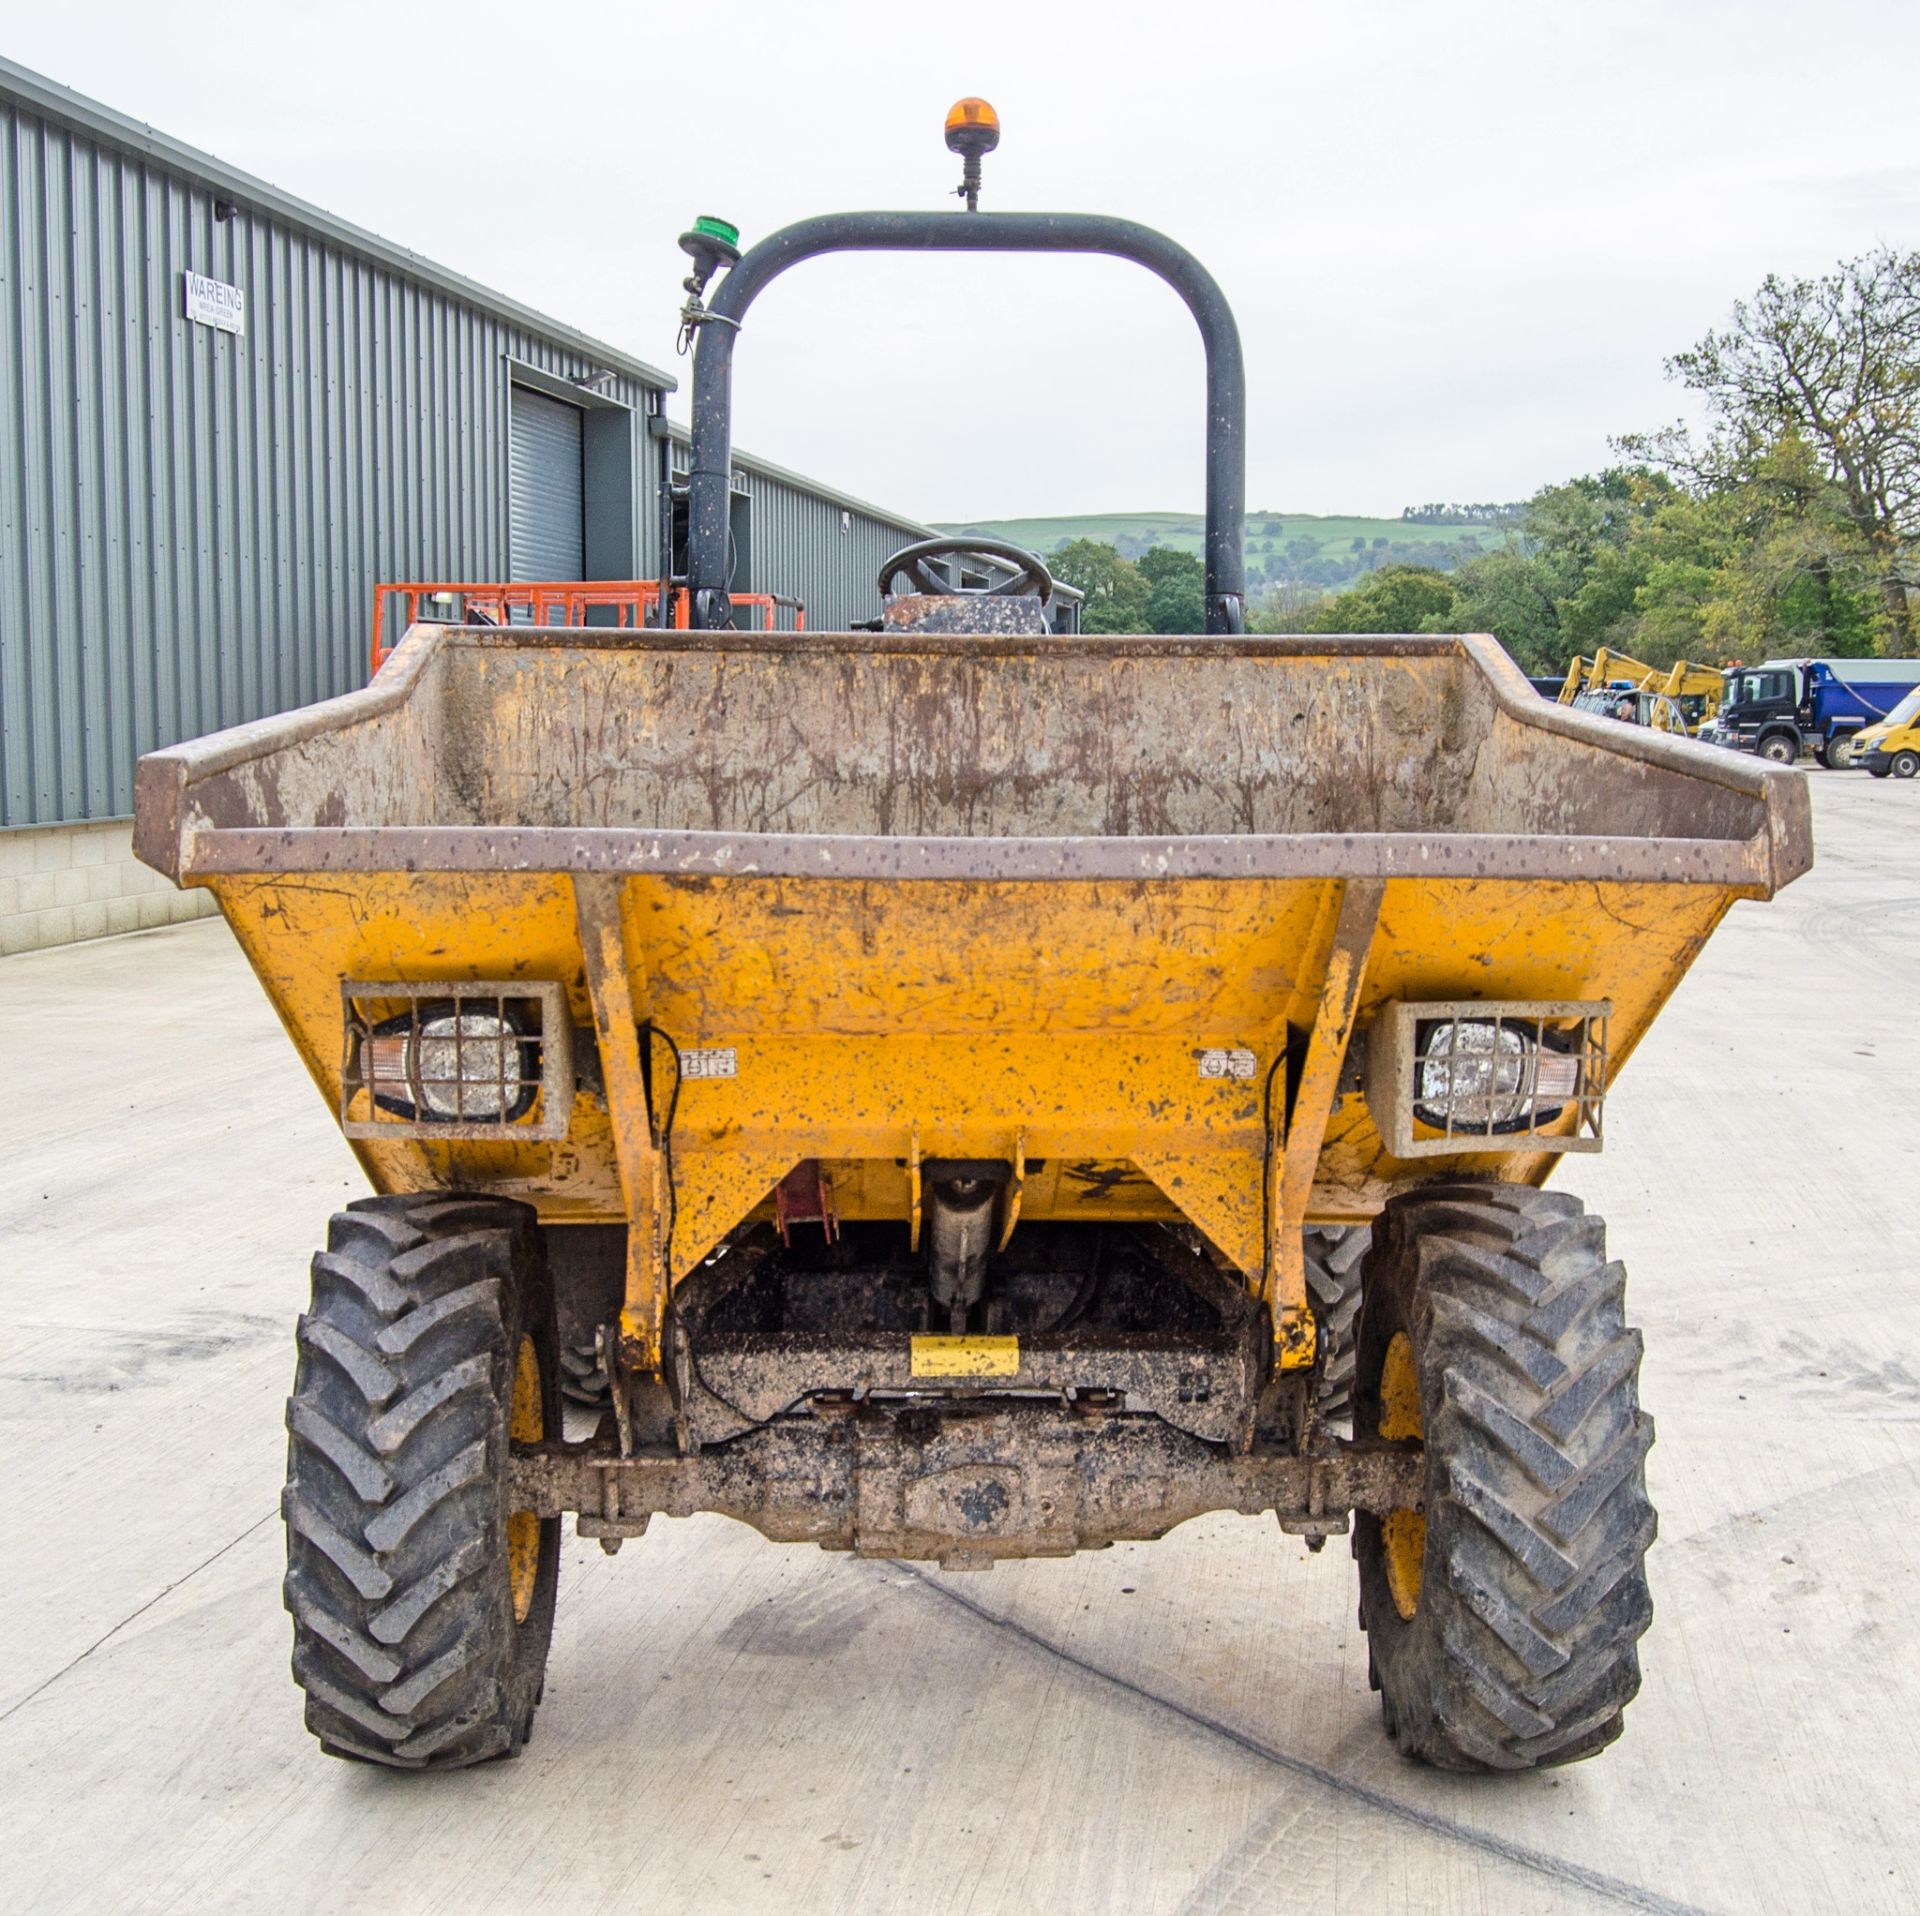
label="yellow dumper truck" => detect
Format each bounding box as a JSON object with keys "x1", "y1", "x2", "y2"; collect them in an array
[{"x1": 135, "y1": 106, "x2": 1811, "y2": 1776}]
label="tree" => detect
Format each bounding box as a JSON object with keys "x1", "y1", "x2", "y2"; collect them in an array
[
  {"x1": 1439, "y1": 550, "x2": 1563, "y2": 675},
  {"x1": 1666, "y1": 434, "x2": 1882, "y2": 662},
  {"x1": 1557, "y1": 539, "x2": 1652, "y2": 658},
  {"x1": 1425, "y1": 468, "x2": 1676, "y2": 675},
  {"x1": 1308, "y1": 564, "x2": 1457, "y2": 634},
  {"x1": 1248, "y1": 579, "x2": 1327, "y2": 633},
  {"x1": 1617, "y1": 247, "x2": 1920, "y2": 651},
  {"x1": 1138, "y1": 545, "x2": 1206, "y2": 634},
  {"x1": 1050, "y1": 538, "x2": 1151, "y2": 633},
  {"x1": 1533, "y1": 469, "x2": 1674, "y2": 658}
]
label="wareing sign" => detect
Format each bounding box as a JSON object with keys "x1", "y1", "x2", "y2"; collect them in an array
[{"x1": 182, "y1": 270, "x2": 245, "y2": 336}]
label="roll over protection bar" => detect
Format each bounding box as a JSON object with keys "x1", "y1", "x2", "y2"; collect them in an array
[{"x1": 685, "y1": 211, "x2": 1247, "y2": 634}]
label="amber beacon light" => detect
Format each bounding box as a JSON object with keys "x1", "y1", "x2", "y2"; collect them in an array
[{"x1": 945, "y1": 97, "x2": 1000, "y2": 210}]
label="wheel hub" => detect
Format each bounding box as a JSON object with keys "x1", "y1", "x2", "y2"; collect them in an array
[
  {"x1": 507, "y1": 1335, "x2": 543, "y2": 1623},
  {"x1": 1377, "y1": 1330, "x2": 1426, "y2": 1620}
]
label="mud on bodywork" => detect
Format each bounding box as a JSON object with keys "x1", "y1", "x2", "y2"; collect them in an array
[{"x1": 132, "y1": 622, "x2": 1810, "y2": 1392}]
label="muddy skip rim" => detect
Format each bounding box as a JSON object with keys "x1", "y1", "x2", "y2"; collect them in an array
[{"x1": 132, "y1": 626, "x2": 1814, "y2": 895}]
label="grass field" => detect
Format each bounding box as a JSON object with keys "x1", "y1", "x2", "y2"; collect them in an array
[{"x1": 933, "y1": 509, "x2": 1504, "y2": 591}]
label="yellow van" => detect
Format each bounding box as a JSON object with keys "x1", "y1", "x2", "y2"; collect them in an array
[{"x1": 1855, "y1": 685, "x2": 1920, "y2": 778}]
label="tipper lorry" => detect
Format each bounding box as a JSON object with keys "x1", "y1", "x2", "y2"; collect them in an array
[
  {"x1": 134, "y1": 102, "x2": 1813, "y2": 1777},
  {"x1": 1702, "y1": 655, "x2": 1920, "y2": 766}
]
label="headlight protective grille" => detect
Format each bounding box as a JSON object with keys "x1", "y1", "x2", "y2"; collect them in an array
[
  {"x1": 340, "y1": 980, "x2": 573, "y2": 1140},
  {"x1": 1365, "y1": 1000, "x2": 1608, "y2": 1157}
]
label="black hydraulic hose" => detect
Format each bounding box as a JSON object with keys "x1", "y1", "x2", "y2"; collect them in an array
[{"x1": 686, "y1": 210, "x2": 1246, "y2": 634}]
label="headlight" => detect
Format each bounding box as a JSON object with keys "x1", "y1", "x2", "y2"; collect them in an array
[
  {"x1": 365, "y1": 1004, "x2": 539, "y2": 1123},
  {"x1": 1364, "y1": 999, "x2": 1608, "y2": 1158},
  {"x1": 1414, "y1": 1019, "x2": 1580, "y2": 1135},
  {"x1": 341, "y1": 981, "x2": 573, "y2": 1139}
]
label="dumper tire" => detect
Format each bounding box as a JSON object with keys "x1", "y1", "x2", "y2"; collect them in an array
[
  {"x1": 1304, "y1": 1225, "x2": 1369, "y2": 1425},
  {"x1": 282, "y1": 1194, "x2": 560, "y2": 1770},
  {"x1": 1352, "y1": 1183, "x2": 1654, "y2": 1771},
  {"x1": 559, "y1": 1331, "x2": 612, "y2": 1410}
]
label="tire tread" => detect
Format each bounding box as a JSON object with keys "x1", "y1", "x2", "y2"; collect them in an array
[
  {"x1": 1356, "y1": 1182, "x2": 1655, "y2": 1771},
  {"x1": 1304, "y1": 1225, "x2": 1370, "y2": 1425},
  {"x1": 283, "y1": 1195, "x2": 555, "y2": 1771}
]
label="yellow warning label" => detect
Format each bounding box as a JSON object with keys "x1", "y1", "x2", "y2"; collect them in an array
[{"x1": 909, "y1": 1334, "x2": 1020, "y2": 1378}]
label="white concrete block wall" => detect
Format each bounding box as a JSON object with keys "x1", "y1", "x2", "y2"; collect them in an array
[{"x1": 0, "y1": 821, "x2": 217, "y2": 956}]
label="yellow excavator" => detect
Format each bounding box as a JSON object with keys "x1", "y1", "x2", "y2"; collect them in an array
[{"x1": 1558, "y1": 650, "x2": 1724, "y2": 735}]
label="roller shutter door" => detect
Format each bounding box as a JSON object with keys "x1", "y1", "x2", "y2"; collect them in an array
[{"x1": 509, "y1": 387, "x2": 585, "y2": 582}]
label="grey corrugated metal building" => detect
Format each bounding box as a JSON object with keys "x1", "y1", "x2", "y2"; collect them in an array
[
  {"x1": 1, "y1": 56, "x2": 1066, "y2": 954},
  {"x1": 696, "y1": 443, "x2": 947, "y2": 636}
]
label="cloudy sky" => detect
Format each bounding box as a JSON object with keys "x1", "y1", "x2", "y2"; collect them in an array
[{"x1": 11, "y1": 1, "x2": 1920, "y2": 524}]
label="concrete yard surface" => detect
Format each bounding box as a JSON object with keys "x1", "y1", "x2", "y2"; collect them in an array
[{"x1": 2, "y1": 772, "x2": 1916, "y2": 1915}]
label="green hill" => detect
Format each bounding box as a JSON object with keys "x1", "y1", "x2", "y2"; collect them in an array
[{"x1": 934, "y1": 510, "x2": 1506, "y2": 593}]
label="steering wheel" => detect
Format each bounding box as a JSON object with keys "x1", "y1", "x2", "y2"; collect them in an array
[{"x1": 878, "y1": 536, "x2": 1054, "y2": 605}]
